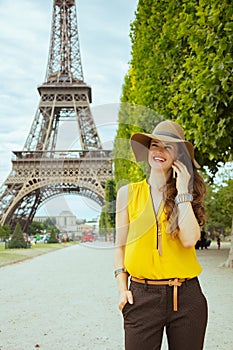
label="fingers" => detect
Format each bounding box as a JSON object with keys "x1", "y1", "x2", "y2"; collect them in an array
[
  {"x1": 172, "y1": 160, "x2": 191, "y2": 193},
  {"x1": 173, "y1": 160, "x2": 188, "y2": 173},
  {"x1": 118, "y1": 290, "x2": 133, "y2": 311},
  {"x1": 119, "y1": 300, "x2": 126, "y2": 312},
  {"x1": 172, "y1": 161, "x2": 190, "y2": 179},
  {"x1": 127, "y1": 290, "x2": 134, "y2": 304}
]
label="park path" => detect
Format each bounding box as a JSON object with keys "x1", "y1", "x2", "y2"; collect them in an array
[{"x1": 0, "y1": 241, "x2": 233, "y2": 350}]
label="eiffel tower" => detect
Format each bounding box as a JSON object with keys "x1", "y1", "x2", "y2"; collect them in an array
[{"x1": 0, "y1": 0, "x2": 112, "y2": 232}]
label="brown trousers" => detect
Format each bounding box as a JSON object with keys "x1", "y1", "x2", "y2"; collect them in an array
[{"x1": 122, "y1": 278, "x2": 208, "y2": 350}]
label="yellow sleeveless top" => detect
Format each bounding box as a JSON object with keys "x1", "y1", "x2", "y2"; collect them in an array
[{"x1": 124, "y1": 179, "x2": 202, "y2": 279}]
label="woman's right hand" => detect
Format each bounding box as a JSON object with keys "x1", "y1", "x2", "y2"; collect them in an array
[{"x1": 118, "y1": 290, "x2": 134, "y2": 311}]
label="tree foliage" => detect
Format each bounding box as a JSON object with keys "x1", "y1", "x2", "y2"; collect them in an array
[
  {"x1": 113, "y1": 103, "x2": 161, "y2": 184},
  {"x1": 48, "y1": 229, "x2": 59, "y2": 244},
  {"x1": 28, "y1": 219, "x2": 59, "y2": 236},
  {"x1": 205, "y1": 179, "x2": 233, "y2": 234},
  {"x1": 114, "y1": 0, "x2": 233, "y2": 266},
  {"x1": 99, "y1": 205, "x2": 108, "y2": 236},
  {"x1": 114, "y1": 0, "x2": 233, "y2": 182},
  {"x1": 99, "y1": 179, "x2": 116, "y2": 235},
  {"x1": 8, "y1": 223, "x2": 27, "y2": 249},
  {"x1": 0, "y1": 224, "x2": 11, "y2": 241},
  {"x1": 28, "y1": 221, "x2": 44, "y2": 236}
]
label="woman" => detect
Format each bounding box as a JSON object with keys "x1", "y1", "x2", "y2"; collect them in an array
[{"x1": 114, "y1": 120, "x2": 208, "y2": 350}]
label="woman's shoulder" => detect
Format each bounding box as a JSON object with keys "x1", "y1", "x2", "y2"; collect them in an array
[
  {"x1": 117, "y1": 184, "x2": 130, "y2": 203},
  {"x1": 117, "y1": 179, "x2": 147, "y2": 203},
  {"x1": 116, "y1": 185, "x2": 129, "y2": 211},
  {"x1": 129, "y1": 178, "x2": 147, "y2": 191},
  {"x1": 117, "y1": 179, "x2": 146, "y2": 194}
]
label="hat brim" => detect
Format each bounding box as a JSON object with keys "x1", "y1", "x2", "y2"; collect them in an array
[{"x1": 130, "y1": 132, "x2": 200, "y2": 168}]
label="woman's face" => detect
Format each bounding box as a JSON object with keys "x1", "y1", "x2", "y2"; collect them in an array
[{"x1": 148, "y1": 140, "x2": 178, "y2": 172}]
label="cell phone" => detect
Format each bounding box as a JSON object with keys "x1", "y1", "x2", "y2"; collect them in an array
[{"x1": 173, "y1": 168, "x2": 177, "y2": 179}]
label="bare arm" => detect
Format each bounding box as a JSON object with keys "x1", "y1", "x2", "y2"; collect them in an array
[
  {"x1": 177, "y1": 202, "x2": 200, "y2": 248},
  {"x1": 114, "y1": 185, "x2": 133, "y2": 310},
  {"x1": 172, "y1": 160, "x2": 200, "y2": 248}
]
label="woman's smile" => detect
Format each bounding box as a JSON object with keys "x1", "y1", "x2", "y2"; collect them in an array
[
  {"x1": 152, "y1": 155, "x2": 166, "y2": 162},
  {"x1": 148, "y1": 140, "x2": 177, "y2": 170}
]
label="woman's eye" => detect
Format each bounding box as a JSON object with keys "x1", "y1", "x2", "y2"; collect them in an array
[
  {"x1": 165, "y1": 145, "x2": 173, "y2": 150},
  {"x1": 150, "y1": 143, "x2": 158, "y2": 148}
]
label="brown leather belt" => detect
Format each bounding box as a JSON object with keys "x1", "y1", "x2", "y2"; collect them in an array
[{"x1": 131, "y1": 276, "x2": 187, "y2": 311}]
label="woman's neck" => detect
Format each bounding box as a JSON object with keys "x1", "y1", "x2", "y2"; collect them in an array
[{"x1": 148, "y1": 169, "x2": 171, "y2": 192}]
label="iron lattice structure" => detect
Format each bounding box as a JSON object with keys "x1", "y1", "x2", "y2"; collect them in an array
[{"x1": 0, "y1": 0, "x2": 112, "y2": 232}]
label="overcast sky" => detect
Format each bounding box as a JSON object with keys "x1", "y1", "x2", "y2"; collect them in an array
[{"x1": 0, "y1": 0, "x2": 138, "y2": 220}]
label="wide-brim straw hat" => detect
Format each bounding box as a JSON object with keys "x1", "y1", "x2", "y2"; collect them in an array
[{"x1": 130, "y1": 120, "x2": 200, "y2": 168}]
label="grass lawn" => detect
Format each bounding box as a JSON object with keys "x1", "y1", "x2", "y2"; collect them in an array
[{"x1": 0, "y1": 241, "x2": 78, "y2": 268}]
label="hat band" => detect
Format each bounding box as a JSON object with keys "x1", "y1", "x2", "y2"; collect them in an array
[{"x1": 153, "y1": 131, "x2": 182, "y2": 140}]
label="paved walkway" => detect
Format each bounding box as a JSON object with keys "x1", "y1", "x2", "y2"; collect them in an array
[{"x1": 0, "y1": 241, "x2": 232, "y2": 350}]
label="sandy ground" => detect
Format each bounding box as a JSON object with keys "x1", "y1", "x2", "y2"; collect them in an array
[{"x1": 0, "y1": 241, "x2": 232, "y2": 350}]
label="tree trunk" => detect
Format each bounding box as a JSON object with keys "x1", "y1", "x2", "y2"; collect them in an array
[{"x1": 221, "y1": 217, "x2": 233, "y2": 268}]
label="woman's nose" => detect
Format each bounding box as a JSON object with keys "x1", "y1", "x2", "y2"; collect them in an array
[{"x1": 155, "y1": 145, "x2": 165, "y2": 152}]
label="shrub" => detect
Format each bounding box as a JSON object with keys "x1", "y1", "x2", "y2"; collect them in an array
[
  {"x1": 8, "y1": 223, "x2": 27, "y2": 249},
  {"x1": 48, "y1": 230, "x2": 59, "y2": 244}
]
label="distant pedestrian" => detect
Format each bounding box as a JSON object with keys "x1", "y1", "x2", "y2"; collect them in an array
[
  {"x1": 200, "y1": 227, "x2": 207, "y2": 249},
  {"x1": 217, "y1": 236, "x2": 221, "y2": 250}
]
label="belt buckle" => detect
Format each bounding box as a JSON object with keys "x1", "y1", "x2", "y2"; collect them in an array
[
  {"x1": 168, "y1": 278, "x2": 181, "y2": 287},
  {"x1": 168, "y1": 279, "x2": 174, "y2": 287}
]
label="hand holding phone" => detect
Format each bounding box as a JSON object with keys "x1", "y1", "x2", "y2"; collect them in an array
[{"x1": 172, "y1": 160, "x2": 190, "y2": 193}]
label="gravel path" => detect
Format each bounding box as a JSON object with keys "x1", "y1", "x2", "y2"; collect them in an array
[{"x1": 0, "y1": 241, "x2": 232, "y2": 350}]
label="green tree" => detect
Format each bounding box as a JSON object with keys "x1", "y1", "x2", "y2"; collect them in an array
[
  {"x1": 216, "y1": 179, "x2": 233, "y2": 268},
  {"x1": 205, "y1": 179, "x2": 233, "y2": 234},
  {"x1": 115, "y1": 0, "x2": 233, "y2": 179},
  {"x1": 28, "y1": 221, "x2": 44, "y2": 236},
  {"x1": 8, "y1": 223, "x2": 27, "y2": 249},
  {"x1": 205, "y1": 178, "x2": 233, "y2": 266},
  {"x1": 114, "y1": 0, "x2": 233, "y2": 266},
  {"x1": 113, "y1": 103, "x2": 160, "y2": 185},
  {"x1": 99, "y1": 205, "x2": 108, "y2": 237},
  {"x1": 99, "y1": 179, "x2": 117, "y2": 240},
  {"x1": 0, "y1": 224, "x2": 11, "y2": 241},
  {"x1": 105, "y1": 179, "x2": 116, "y2": 229},
  {"x1": 48, "y1": 229, "x2": 59, "y2": 244}
]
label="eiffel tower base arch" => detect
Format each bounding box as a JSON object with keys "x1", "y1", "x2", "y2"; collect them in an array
[{"x1": 0, "y1": 150, "x2": 112, "y2": 232}]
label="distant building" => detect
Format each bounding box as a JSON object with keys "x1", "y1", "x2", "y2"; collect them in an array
[
  {"x1": 34, "y1": 210, "x2": 77, "y2": 236},
  {"x1": 56, "y1": 211, "x2": 77, "y2": 234},
  {"x1": 34, "y1": 212, "x2": 100, "y2": 241}
]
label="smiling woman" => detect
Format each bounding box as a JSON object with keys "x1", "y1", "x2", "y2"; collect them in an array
[
  {"x1": 148, "y1": 140, "x2": 178, "y2": 172},
  {"x1": 114, "y1": 119, "x2": 208, "y2": 350}
]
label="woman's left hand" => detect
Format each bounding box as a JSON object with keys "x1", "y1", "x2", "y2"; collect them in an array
[{"x1": 172, "y1": 160, "x2": 191, "y2": 194}]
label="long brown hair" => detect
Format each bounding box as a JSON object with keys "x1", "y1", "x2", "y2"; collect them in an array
[{"x1": 163, "y1": 144, "x2": 206, "y2": 238}]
